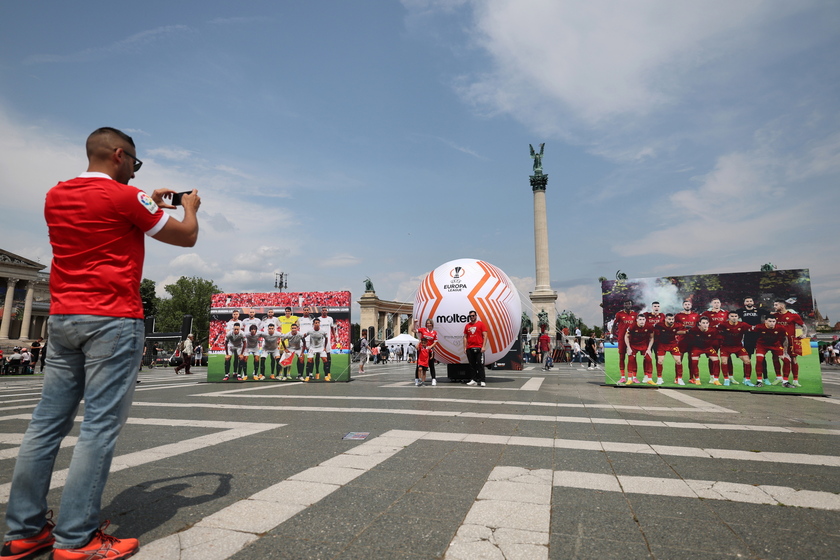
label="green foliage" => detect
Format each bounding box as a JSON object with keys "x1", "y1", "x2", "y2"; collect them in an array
[
  {"x1": 140, "y1": 278, "x2": 158, "y2": 319},
  {"x1": 156, "y1": 276, "x2": 222, "y2": 345}
]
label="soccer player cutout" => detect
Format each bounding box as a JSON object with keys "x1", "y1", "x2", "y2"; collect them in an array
[
  {"x1": 259, "y1": 323, "x2": 283, "y2": 379},
  {"x1": 736, "y1": 297, "x2": 764, "y2": 381},
  {"x1": 687, "y1": 317, "x2": 721, "y2": 385},
  {"x1": 701, "y1": 298, "x2": 728, "y2": 328},
  {"x1": 612, "y1": 300, "x2": 638, "y2": 380},
  {"x1": 716, "y1": 311, "x2": 752, "y2": 386},
  {"x1": 674, "y1": 299, "x2": 700, "y2": 378},
  {"x1": 303, "y1": 318, "x2": 330, "y2": 381},
  {"x1": 243, "y1": 324, "x2": 263, "y2": 380},
  {"x1": 654, "y1": 314, "x2": 683, "y2": 385},
  {"x1": 278, "y1": 306, "x2": 299, "y2": 335},
  {"x1": 623, "y1": 314, "x2": 654, "y2": 384},
  {"x1": 643, "y1": 301, "x2": 665, "y2": 329},
  {"x1": 772, "y1": 299, "x2": 805, "y2": 387},
  {"x1": 280, "y1": 324, "x2": 306, "y2": 380},
  {"x1": 751, "y1": 316, "x2": 789, "y2": 387},
  {"x1": 224, "y1": 323, "x2": 246, "y2": 381},
  {"x1": 318, "y1": 307, "x2": 335, "y2": 378}
]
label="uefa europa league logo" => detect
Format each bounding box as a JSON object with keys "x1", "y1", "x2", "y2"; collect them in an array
[{"x1": 451, "y1": 266, "x2": 463, "y2": 279}]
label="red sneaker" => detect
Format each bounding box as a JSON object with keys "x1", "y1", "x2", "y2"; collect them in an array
[
  {"x1": 50, "y1": 522, "x2": 138, "y2": 560},
  {"x1": 1, "y1": 511, "x2": 55, "y2": 560}
]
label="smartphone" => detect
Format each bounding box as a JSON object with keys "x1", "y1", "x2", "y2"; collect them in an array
[{"x1": 170, "y1": 191, "x2": 191, "y2": 206}]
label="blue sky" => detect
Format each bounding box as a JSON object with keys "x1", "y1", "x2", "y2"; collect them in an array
[{"x1": 2, "y1": 0, "x2": 839, "y2": 328}]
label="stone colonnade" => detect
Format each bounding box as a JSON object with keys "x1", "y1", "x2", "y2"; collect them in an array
[
  {"x1": 0, "y1": 251, "x2": 51, "y2": 342},
  {"x1": 358, "y1": 289, "x2": 413, "y2": 341}
]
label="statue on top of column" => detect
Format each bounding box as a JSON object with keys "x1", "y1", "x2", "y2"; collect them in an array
[
  {"x1": 364, "y1": 277, "x2": 375, "y2": 292},
  {"x1": 530, "y1": 143, "x2": 545, "y2": 175}
]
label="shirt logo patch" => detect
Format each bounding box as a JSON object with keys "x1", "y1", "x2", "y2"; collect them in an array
[{"x1": 137, "y1": 192, "x2": 159, "y2": 214}]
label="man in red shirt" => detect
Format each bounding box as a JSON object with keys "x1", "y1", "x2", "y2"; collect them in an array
[
  {"x1": 643, "y1": 301, "x2": 664, "y2": 330},
  {"x1": 654, "y1": 314, "x2": 683, "y2": 385},
  {"x1": 463, "y1": 310, "x2": 488, "y2": 387},
  {"x1": 537, "y1": 328, "x2": 552, "y2": 371},
  {"x1": 612, "y1": 300, "x2": 638, "y2": 380},
  {"x1": 772, "y1": 299, "x2": 805, "y2": 387},
  {"x1": 3, "y1": 128, "x2": 200, "y2": 560},
  {"x1": 674, "y1": 299, "x2": 700, "y2": 371},
  {"x1": 752, "y1": 316, "x2": 789, "y2": 387},
  {"x1": 701, "y1": 298, "x2": 728, "y2": 328},
  {"x1": 716, "y1": 311, "x2": 752, "y2": 386},
  {"x1": 623, "y1": 314, "x2": 654, "y2": 384},
  {"x1": 687, "y1": 317, "x2": 721, "y2": 385}
]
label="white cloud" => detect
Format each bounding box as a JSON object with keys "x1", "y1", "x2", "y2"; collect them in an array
[
  {"x1": 146, "y1": 147, "x2": 195, "y2": 161},
  {"x1": 453, "y1": 0, "x2": 799, "y2": 129}
]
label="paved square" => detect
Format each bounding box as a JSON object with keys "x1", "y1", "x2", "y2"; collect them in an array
[{"x1": 1, "y1": 361, "x2": 838, "y2": 559}]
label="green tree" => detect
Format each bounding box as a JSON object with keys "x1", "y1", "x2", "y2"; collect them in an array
[
  {"x1": 156, "y1": 276, "x2": 222, "y2": 345},
  {"x1": 140, "y1": 278, "x2": 158, "y2": 319}
]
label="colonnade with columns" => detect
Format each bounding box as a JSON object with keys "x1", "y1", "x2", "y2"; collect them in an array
[
  {"x1": 0, "y1": 251, "x2": 50, "y2": 342},
  {"x1": 358, "y1": 288, "x2": 413, "y2": 341}
]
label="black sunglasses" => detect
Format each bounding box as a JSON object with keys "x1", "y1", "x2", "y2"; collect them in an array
[{"x1": 118, "y1": 148, "x2": 143, "y2": 172}]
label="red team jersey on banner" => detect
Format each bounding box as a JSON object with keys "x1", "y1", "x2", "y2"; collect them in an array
[
  {"x1": 716, "y1": 321, "x2": 751, "y2": 351},
  {"x1": 772, "y1": 311, "x2": 804, "y2": 356},
  {"x1": 626, "y1": 325, "x2": 655, "y2": 350},
  {"x1": 701, "y1": 309, "x2": 728, "y2": 327},
  {"x1": 643, "y1": 312, "x2": 665, "y2": 329},
  {"x1": 614, "y1": 311, "x2": 638, "y2": 344},
  {"x1": 654, "y1": 323, "x2": 680, "y2": 348},
  {"x1": 688, "y1": 327, "x2": 721, "y2": 353},
  {"x1": 752, "y1": 324, "x2": 787, "y2": 351}
]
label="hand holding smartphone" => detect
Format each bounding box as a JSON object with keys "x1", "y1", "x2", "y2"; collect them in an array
[{"x1": 170, "y1": 191, "x2": 192, "y2": 206}]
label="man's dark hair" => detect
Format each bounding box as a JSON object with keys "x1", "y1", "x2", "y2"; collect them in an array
[
  {"x1": 86, "y1": 127, "x2": 135, "y2": 159},
  {"x1": 652, "y1": 301, "x2": 660, "y2": 305},
  {"x1": 665, "y1": 313, "x2": 674, "y2": 318}
]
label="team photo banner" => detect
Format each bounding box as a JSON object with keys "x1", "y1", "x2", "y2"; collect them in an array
[
  {"x1": 207, "y1": 291, "x2": 352, "y2": 382},
  {"x1": 601, "y1": 269, "x2": 823, "y2": 395}
]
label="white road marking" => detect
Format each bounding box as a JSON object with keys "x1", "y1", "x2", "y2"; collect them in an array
[
  {"x1": 131, "y1": 401, "x2": 840, "y2": 435},
  {"x1": 553, "y1": 470, "x2": 840, "y2": 511},
  {"x1": 520, "y1": 377, "x2": 545, "y2": 391},
  {"x1": 132, "y1": 430, "x2": 425, "y2": 560},
  {"x1": 658, "y1": 388, "x2": 738, "y2": 413},
  {"x1": 445, "y1": 466, "x2": 551, "y2": 560},
  {"x1": 0, "y1": 417, "x2": 285, "y2": 503},
  {"x1": 192, "y1": 392, "x2": 734, "y2": 414}
]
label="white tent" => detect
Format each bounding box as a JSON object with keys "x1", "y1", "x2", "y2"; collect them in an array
[
  {"x1": 384, "y1": 333, "x2": 420, "y2": 358},
  {"x1": 385, "y1": 333, "x2": 419, "y2": 345}
]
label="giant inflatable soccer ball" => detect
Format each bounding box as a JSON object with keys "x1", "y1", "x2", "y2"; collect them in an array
[{"x1": 414, "y1": 258, "x2": 521, "y2": 364}]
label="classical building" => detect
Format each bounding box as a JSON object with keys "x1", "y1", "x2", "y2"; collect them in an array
[
  {"x1": 0, "y1": 249, "x2": 50, "y2": 341},
  {"x1": 357, "y1": 284, "x2": 413, "y2": 341}
]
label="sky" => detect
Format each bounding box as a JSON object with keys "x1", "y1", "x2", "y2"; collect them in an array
[{"x1": 1, "y1": 0, "x2": 839, "y2": 329}]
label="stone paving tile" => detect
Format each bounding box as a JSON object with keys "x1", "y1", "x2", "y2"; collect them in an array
[
  {"x1": 733, "y1": 524, "x2": 840, "y2": 559},
  {"x1": 387, "y1": 489, "x2": 478, "y2": 521},
  {"x1": 351, "y1": 513, "x2": 456, "y2": 557},
  {"x1": 550, "y1": 505, "x2": 640, "y2": 541},
  {"x1": 552, "y1": 486, "x2": 632, "y2": 513},
  {"x1": 637, "y1": 516, "x2": 753, "y2": 557},
  {"x1": 408, "y1": 472, "x2": 486, "y2": 497},
  {"x1": 549, "y1": 534, "x2": 652, "y2": 559},
  {"x1": 229, "y1": 534, "x2": 344, "y2": 560}
]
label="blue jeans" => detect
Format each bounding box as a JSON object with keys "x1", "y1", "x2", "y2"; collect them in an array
[{"x1": 5, "y1": 315, "x2": 143, "y2": 548}]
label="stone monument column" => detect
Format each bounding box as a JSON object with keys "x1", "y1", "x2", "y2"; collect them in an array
[
  {"x1": 19, "y1": 281, "x2": 35, "y2": 340},
  {"x1": 528, "y1": 144, "x2": 558, "y2": 336},
  {"x1": 0, "y1": 277, "x2": 18, "y2": 340},
  {"x1": 358, "y1": 280, "x2": 380, "y2": 339}
]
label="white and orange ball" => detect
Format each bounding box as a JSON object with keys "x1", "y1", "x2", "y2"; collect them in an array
[{"x1": 414, "y1": 258, "x2": 521, "y2": 364}]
